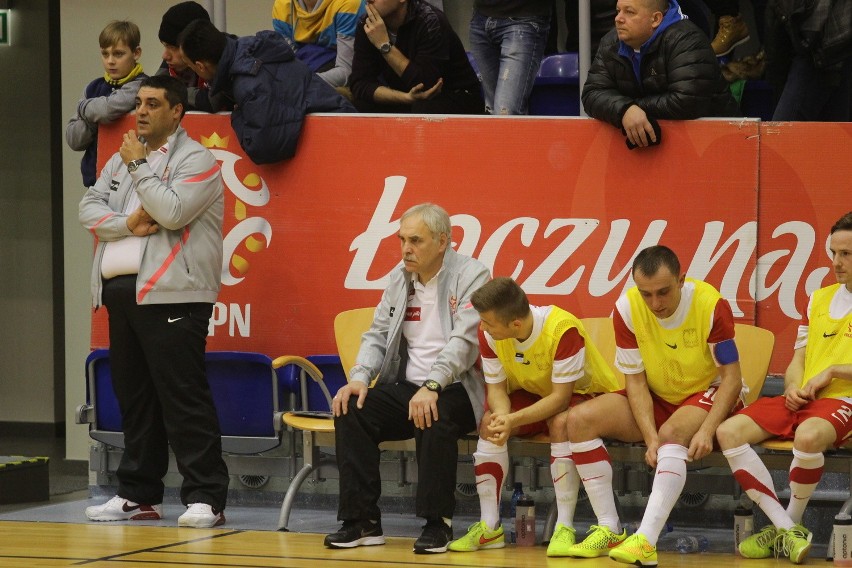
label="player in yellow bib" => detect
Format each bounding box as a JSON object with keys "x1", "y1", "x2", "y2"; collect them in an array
[
  {"x1": 718, "y1": 211, "x2": 852, "y2": 565},
  {"x1": 448, "y1": 277, "x2": 620, "y2": 556},
  {"x1": 564, "y1": 245, "x2": 746, "y2": 566}
]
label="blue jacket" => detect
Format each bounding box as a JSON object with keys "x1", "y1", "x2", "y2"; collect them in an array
[{"x1": 210, "y1": 31, "x2": 356, "y2": 164}]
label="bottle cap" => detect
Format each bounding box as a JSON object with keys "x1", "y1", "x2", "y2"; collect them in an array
[
  {"x1": 513, "y1": 482, "x2": 523, "y2": 490},
  {"x1": 734, "y1": 506, "x2": 753, "y2": 515},
  {"x1": 517, "y1": 497, "x2": 535, "y2": 507},
  {"x1": 835, "y1": 513, "x2": 852, "y2": 524}
]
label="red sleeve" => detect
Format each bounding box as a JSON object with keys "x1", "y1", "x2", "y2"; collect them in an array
[
  {"x1": 614, "y1": 308, "x2": 638, "y2": 349},
  {"x1": 707, "y1": 299, "x2": 736, "y2": 343},
  {"x1": 555, "y1": 327, "x2": 584, "y2": 361},
  {"x1": 478, "y1": 328, "x2": 497, "y2": 358}
]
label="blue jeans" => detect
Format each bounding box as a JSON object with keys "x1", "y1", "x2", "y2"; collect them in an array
[
  {"x1": 469, "y1": 11, "x2": 550, "y2": 115},
  {"x1": 772, "y1": 55, "x2": 851, "y2": 121}
]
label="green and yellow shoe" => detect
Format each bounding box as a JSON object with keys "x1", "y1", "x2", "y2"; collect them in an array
[
  {"x1": 739, "y1": 524, "x2": 777, "y2": 559},
  {"x1": 778, "y1": 524, "x2": 812, "y2": 564},
  {"x1": 565, "y1": 524, "x2": 627, "y2": 558},
  {"x1": 608, "y1": 532, "x2": 658, "y2": 566},
  {"x1": 447, "y1": 520, "x2": 504, "y2": 552},
  {"x1": 545, "y1": 523, "x2": 576, "y2": 557}
]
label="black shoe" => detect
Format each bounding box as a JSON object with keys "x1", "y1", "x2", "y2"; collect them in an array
[
  {"x1": 413, "y1": 519, "x2": 452, "y2": 554},
  {"x1": 324, "y1": 519, "x2": 385, "y2": 548}
]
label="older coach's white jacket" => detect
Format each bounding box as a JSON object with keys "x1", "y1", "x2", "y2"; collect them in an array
[{"x1": 79, "y1": 125, "x2": 224, "y2": 307}]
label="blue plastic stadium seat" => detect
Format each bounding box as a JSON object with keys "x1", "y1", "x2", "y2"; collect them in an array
[
  {"x1": 529, "y1": 52, "x2": 581, "y2": 116},
  {"x1": 77, "y1": 350, "x2": 286, "y2": 454},
  {"x1": 83, "y1": 349, "x2": 123, "y2": 446},
  {"x1": 279, "y1": 354, "x2": 347, "y2": 413}
]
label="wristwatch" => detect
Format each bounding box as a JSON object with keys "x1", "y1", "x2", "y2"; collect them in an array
[
  {"x1": 127, "y1": 158, "x2": 147, "y2": 173},
  {"x1": 423, "y1": 379, "x2": 442, "y2": 393},
  {"x1": 379, "y1": 42, "x2": 392, "y2": 55}
]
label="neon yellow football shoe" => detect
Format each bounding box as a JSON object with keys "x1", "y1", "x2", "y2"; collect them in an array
[
  {"x1": 545, "y1": 523, "x2": 576, "y2": 556},
  {"x1": 565, "y1": 524, "x2": 627, "y2": 558},
  {"x1": 447, "y1": 520, "x2": 505, "y2": 552},
  {"x1": 778, "y1": 524, "x2": 812, "y2": 564},
  {"x1": 608, "y1": 532, "x2": 658, "y2": 566},
  {"x1": 739, "y1": 525, "x2": 777, "y2": 559}
]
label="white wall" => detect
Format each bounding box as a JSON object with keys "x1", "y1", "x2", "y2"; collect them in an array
[
  {"x1": 57, "y1": 1, "x2": 475, "y2": 460},
  {"x1": 0, "y1": 1, "x2": 56, "y2": 425}
]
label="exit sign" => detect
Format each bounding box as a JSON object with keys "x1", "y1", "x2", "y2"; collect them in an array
[{"x1": 0, "y1": 11, "x2": 9, "y2": 46}]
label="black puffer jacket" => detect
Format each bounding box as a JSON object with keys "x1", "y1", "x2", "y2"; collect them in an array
[{"x1": 582, "y1": 20, "x2": 739, "y2": 128}]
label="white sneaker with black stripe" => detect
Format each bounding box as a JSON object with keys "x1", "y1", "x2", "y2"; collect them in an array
[
  {"x1": 178, "y1": 503, "x2": 226, "y2": 528},
  {"x1": 85, "y1": 495, "x2": 163, "y2": 521}
]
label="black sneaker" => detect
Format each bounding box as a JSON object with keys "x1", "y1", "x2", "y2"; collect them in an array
[
  {"x1": 413, "y1": 519, "x2": 452, "y2": 554},
  {"x1": 324, "y1": 519, "x2": 385, "y2": 548}
]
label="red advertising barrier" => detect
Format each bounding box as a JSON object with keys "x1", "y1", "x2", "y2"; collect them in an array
[
  {"x1": 756, "y1": 122, "x2": 852, "y2": 370},
  {"x1": 92, "y1": 115, "x2": 849, "y2": 374}
]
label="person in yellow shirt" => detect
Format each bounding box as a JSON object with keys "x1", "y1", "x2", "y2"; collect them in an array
[
  {"x1": 449, "y1": 277, "x2": 620, "y2": 556},
  {"x1": 718, "y1": 211, "x2": 852, "y2": 565},
  {"x1": 563, "y1": 245, "x2": 745, "y2": 565}
]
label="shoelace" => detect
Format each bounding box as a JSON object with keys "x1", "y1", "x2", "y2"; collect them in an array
[
  {"x1": 776, "y1": 528, "x2": 808, "y2": 559},
  {"x1": 752, "y1": 527, "x2": 776, "y2": 548},
  {"x1": 551, "y1": 525, "x2": 574, "y2": 543}
]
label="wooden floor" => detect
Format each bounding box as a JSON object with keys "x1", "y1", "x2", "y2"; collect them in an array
[{"x1": 0, "y1": 521, "x2": 826, "y2": 567}]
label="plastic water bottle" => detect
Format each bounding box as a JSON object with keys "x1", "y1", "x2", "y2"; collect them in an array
[
  {"x1": 833, "y1": 513, "x2": 852, "y2": 566},
  {"x1": 515, "y1": 495, "x2": 536, "y2": 546},
  {"x1": 733, "y1": 506, "x2": 754, "y2": 555},
  {"x1": 509, "y1": 482, "x2": 523, "y2": 544},
  {"x1": 676, "y1": 535, "x2": 710, "y2": 554}
]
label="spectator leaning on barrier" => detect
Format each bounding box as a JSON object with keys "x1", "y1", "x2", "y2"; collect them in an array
[
  {"x1": 155, "y1": 1, "x2": 231, "y2": 112},
  {"x1": 717, "y1": 211, "x2": 852, "y2": 565},
  {"x1": 79, "y1": 75, "x2": 230, "y2": 530},
  {"x1": 582, "y1": 0, "x2": 739, "y2": 149},
  {"x1": 178, "y1": 19, "x2": 356, "y2": 165},
  {"x1": 469, "y1": 0, "x2": 552, "y2": 115},
  {"x1": 349, "y1": 0, "x2": 484, "y2": 114},
  {"x1": 563, "y1": 245, "x2": 746, "y2": 565},
  {"x1": 325, "y1": 203, "x2": 489, "y2": 555},
  {"x1": 272, "y1": 0, "x2": 367, "y2": 89},
  {"x1": 448, "y1": 277, "x2": 620, "y2": 557},
  {"x1": 65, "y1": 20, "x2": 147, "y2": 188}
]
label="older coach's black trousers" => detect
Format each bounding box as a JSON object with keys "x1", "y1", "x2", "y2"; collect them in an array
[{"x1": 335, "y1": 380, "x2": 476, "y2": 523}]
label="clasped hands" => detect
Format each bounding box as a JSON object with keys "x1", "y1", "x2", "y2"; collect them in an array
[{"x1": 364, "y1": 3, "x2": 443, "y2": 103}]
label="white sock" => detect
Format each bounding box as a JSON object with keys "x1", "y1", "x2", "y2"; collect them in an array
[
  {"x1": 724, "y1": 443, "x2": 794, "y2": 530},
  {"x1": 473, "y1": 439, "x2": 508, "y2": 530},
  {"x1": 551, "y1": 441, "x2": 579, "y2": 528},
  {"x1": 639, "y1": 444, "x2": 687, "y2": 546},
  {"x1": 571, "y1": 438, "x2": 620, "y2": 532},
  {"x1": 786, "y1": 448, "x2": 824, "y2": 524}
]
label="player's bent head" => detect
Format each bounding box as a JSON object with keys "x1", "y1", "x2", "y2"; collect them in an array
[
  {"x1": 632, "y1": 245, "x2": 681, "y2": 280},
  {"x1": 471, "y1": 277, "x2": 530, "y2": 324}
]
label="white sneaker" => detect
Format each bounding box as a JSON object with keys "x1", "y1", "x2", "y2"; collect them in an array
[
  {"x1": 85, "y1": 495, "x2": 163, "y2": 521},
  {"x1": 178, "y1": 503, "x2": 226, "y2": 528}
]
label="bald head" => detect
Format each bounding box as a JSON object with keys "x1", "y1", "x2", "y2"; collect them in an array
[{"x1": 645, "y1": 0, "x2": 669, "y2": 12}]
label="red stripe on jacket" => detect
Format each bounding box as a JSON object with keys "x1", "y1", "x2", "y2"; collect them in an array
[
  {"x1": 184, "y1": 164, "x2": 219, "y2": 184},
  {"x1": 137, "y1": 226, "x2": 190, "y2": 303}
]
